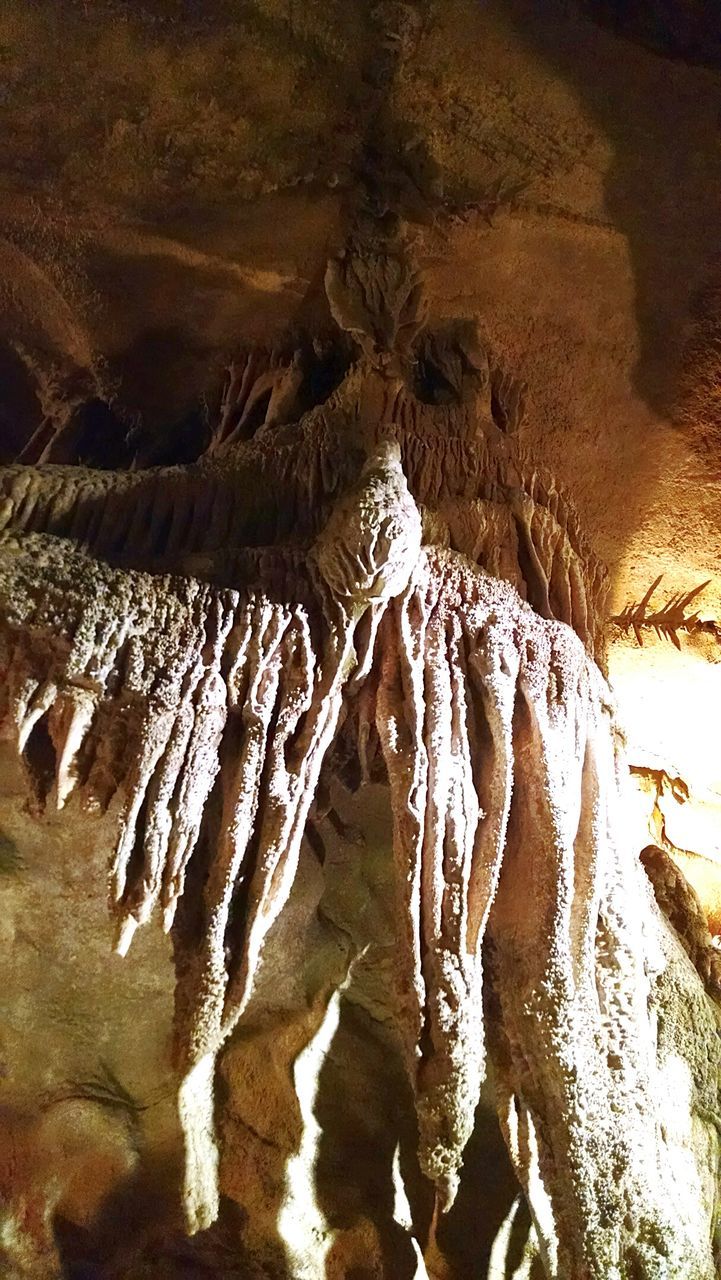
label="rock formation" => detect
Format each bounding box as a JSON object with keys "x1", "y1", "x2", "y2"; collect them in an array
[
  {"x1": 1, "y1": 3, "x2": 721, "y2": 1278},
  {"x1": 1, "y1": 217, "x2": 720, "y2": 1278}
]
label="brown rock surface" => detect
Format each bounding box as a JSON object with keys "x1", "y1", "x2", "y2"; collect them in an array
[{"x1": 1, "y1": 2, "x2": 721, "y2": 1277}]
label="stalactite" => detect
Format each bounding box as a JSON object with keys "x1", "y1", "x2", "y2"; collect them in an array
[
  {"x1": 0, "y1": 417, "x2": 712, "y2": 1269},
  {"x1": 375, "y1": 549, "x2": 589, "y2": 1209},
  {"x1": 0, "y1": 534, "x2": 357, "y2": 1227},
  {"x1": 374, "y1": 547, "x2": 719, "y2": 1276},
  {"x1": 1, "y1": 227, "x2": 717, "y2": 1277},
  {"x1": 177, "y1": 593, "x2": 359, "y2": 1231},
  {"x1": 209, "y1": 346, "x2": 305, "y2": 453},
  {"x1": 379, "y1": 565, "x2": 498, "y2": 1203},
  {"x1": 0, "y1": 438, "x2": 425, "y2": 1234},
  {"x1": 485, "y1": 662, "x2": 718, "y2": 1277},
  {"x1": 0, "y1": 367, "x2": 607, "y2": 666}
]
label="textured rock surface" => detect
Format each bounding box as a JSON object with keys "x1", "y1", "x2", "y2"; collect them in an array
[{"x1": 0, "y1": 2, "x2": 721, "y2": 1278}]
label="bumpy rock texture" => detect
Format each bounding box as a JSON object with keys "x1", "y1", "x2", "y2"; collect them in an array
[{"x1": 1, "y1": 2, "x2": 721, "y2": 1278}]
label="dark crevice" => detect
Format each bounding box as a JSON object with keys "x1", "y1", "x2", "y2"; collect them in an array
[
  {"x1": 122, "y1": 792, "x2": 152, "y2": 906},
  {"x1": 580, "y1": 0, "x2": 721, "y2": 69},
  {"x1": 22, "y1": 711, "x2": 57, "y2": 806}
]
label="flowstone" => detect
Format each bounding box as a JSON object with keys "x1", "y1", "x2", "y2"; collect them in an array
[{"x1": 0, "y1": 229, "x2": 719, "y2": 1279}]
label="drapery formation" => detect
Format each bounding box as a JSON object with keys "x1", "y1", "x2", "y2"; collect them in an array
[
  {"x1": 0, "y1": 532, "x2": 360, "y2": 1232},
  {"x1": 0, "y1": 349, "x2": 608, "y2": 665},
  {"x1": 0, "y1": 440, "x2": 425, "y2": 1235},
  {"x1": 1, "y1": 516, "x2": 714, "y2": 1273},
  {"x1": 0, "y1": 213, "x2": 717, "y2": 1272},
  {"x1": 375, "y1": 549, "x2": 713, "y2": 1277}
]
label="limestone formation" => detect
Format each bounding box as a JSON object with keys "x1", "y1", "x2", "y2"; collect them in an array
[{"x1": 1, "y1": 216, "x2": 720, "y2": 1280}]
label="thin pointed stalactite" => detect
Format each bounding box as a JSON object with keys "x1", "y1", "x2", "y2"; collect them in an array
[
  {"x1": 377, "y1": 551, "x2": 524, "y2": 1207},
  {"x1": 0, "y1": 361, "x2": 608, "y2": 664}
]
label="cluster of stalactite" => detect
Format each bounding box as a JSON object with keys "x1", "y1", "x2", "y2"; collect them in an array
[
  {"x1": 0, "y1": 343, "x2": 608, "y2": 662},
  {"x1": 375, "y1": 549, "x2": 718, "y2": 1277},
  {"x1": 1, "y1": 224, "x2": 718, "y2": 1275},
  {"x1": 0, "y1": 532, "x2": 360, "y2": 1230},
  {"x1": 0, "y1": 439, "x2": 424, "y2": 1234},
  {"x1": 1, "y1": 519, "x2": 717, "y2": 1274}
]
